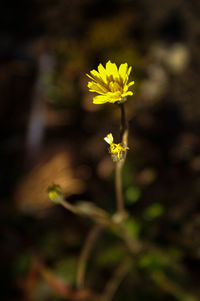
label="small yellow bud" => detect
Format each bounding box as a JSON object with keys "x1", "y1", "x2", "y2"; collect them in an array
[
  {"x1": 47, "y1": 184, "x2": 64, "y2": 203},
  {"x1": 104, "y1": 133, "x2": 114, "y2": 144}
]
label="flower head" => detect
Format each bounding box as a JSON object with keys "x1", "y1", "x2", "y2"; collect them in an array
[
  {"x1": 87, "y1": 61, "x2": 134, "y2": 104},
  {"x1": 104, "y1": 133, "x2": 129, "y2": 162}
]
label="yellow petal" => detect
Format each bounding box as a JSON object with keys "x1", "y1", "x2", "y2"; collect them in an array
[
  {"x1": 90, "y1": 69, "x2": 104, "y2": 85},
  {"x1": 122, "y1": 91, "x2": 133, "y2": 97},
  {"x1": 106, "y1": 61, "x2": 119, "y2": 80},
  {"x1": 107, "y1": 91, "x2": 122, "y2": 101},
  {"x1": 88, "y1": 82, "x2": 108, "y2": 94},
  {"x1": 93, "y1": 95, "x2": 108, "y2": 104},
  {"x1": 104, "y1": 133, "x2": 114, "y2": 144},
  {"x1": 127, "y1": 81, "x2": 134, "y2": 87},
  {"x1": 98, "y1": 63, "x2": 107, "y2": 83},
  {"x1": 127, "y1": 66, "x2": 132, "y2": 76},
  {"x1": 109, "y1": 81, "x2": 121, "y2": 92},
  {"x1": 119, "y1": 63, "x2": 128, "y2": 80},
  {"x1": 105, "y1": 60, "x2": 112, "y2": 70},
  {"x1": 86, "y1": 73, "x2": 95, "y2": 81}
]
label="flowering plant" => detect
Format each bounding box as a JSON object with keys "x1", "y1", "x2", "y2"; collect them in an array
[
  {"x1": 46, "y1": 58, "x2": 198, "y2": 301},
  {"x1": 48, "y1": 60, "x2": 136, "y2": 299}
]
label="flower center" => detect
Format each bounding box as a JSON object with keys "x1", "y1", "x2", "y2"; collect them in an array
[{"x1": 108, "y1": 81, "x2": 122, "y2": 93}]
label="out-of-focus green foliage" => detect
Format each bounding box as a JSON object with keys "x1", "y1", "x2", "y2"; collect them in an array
[
  {"x1": 124, "y1": 217, "x2": 141, "y2": 239},
  {"x1": 13, "y1": 252, "x2": 31, "y2": 277},
  {"x1": 96, "y1": 245, "x2": 127, "y2": 267},
  {"x1": 125, "y1": 186, "x2": 141, "y2": 204},
  {"x1": 144, "y1": 203, "x2": 164, "y2": 220},
  {"x1": 54, "y1": 257, "x2": 77, "y2": 285}
]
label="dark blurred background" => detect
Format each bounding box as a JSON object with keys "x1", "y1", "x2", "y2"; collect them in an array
[{"x1": 1, "y1": 0, "x2": 200, "y2": 300}]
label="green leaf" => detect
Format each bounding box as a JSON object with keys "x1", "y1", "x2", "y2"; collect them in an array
[
  {"x1": 125, "y1": 186, "x2": 141, "y2": 204},
  {"x1": 144, "y1": 203, "x2": 164, "y2": 220},
  {"x1": 96, "y1": 245, "x2": 126, "y2": 267},
  {"x1": 138, "y1": 253, "x2": 166, "y2": 272},
  {"x1": 13, "y1": 252, "x2": 31, "y2": 276},
  {"x1": 124, "y1": 217, "x2": 141, "y2": 239},
  {"x1": 54, "y1": 257, "x2": 77, "y2": 286}
]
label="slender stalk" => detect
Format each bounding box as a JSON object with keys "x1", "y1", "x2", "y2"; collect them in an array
[
  {"x1": 59, "y1": 198, "x2": 142, "y2": 254},
  {"x1": 115, "y1": 103, "x2": 128, "y2": 214},
  {"x1": 119, "y1": 103, "x2": 127, "y2": 141},
  {"x1": 98, "y1": 258, "x2": 132, "y2": 301},
  {"x1": 77, "y1": 224, "x2": 103, "y2": 289},
  {"x1": 115, "y1": 162, "x2": 124, "y2": 213},
  {"x1": 60, "y1": 199, "x2": 80, "y2": 215}
]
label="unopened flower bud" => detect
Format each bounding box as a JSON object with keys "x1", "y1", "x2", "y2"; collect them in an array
[{"x1": 48, "y1": 184, "x2": 64, "y2": 203}]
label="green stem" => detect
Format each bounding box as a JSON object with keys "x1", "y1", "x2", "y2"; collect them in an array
[
  {"x1": 115, "y1": 103, "x2": 128, "y2": 214},
  {"x1": 120, "y1": 103, "x2": 126, "y2": 141},
  {"x1": 115, "y1": 161, "x2": 124, "y2": 213},
  {"x1": 99, "y1": 258, "x2": 132, "y2": 301},
  {"x1": 77, "y1": 224, "x2": 103, "y2": 289},
  {"x1": 59, "y1": 198, "x2": 142, "y2": 254}
]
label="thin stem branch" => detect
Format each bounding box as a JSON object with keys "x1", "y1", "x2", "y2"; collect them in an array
[
  {"x1": 60, "y1": 199, "x2": 81, "y2": 215},
  {"x1": 98, "y1": 258, "x2": 132, "y2": 301},
  {"x1": 77, "y1": 224, "x2": 103, "y2": 290},
  {"x1": 60, "y1": 199, "x2": 108, "y2": 223},
  {"x1": 115, "y1": 162, "x2": 124, "y2": 213},
  {"x1": 115, "y1": 103, "x2": 128, "y2": 215},
  {"x1": 59, "y1": 198, "x2": 142, "y2": 255},
  {"x1": 119, "y1": 103, "x2": 127, "y2": 141}
]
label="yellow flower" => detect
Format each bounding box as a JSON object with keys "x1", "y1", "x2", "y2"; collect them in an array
[
  {"x1": 87, "y1": 61, "x2": 134, "y2": 104},
  {"x1": 104, "y1": 133, "x2": 129, "y2": 161}
]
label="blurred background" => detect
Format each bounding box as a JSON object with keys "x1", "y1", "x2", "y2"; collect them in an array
[{"x1": 1, "y1": 0, "x2": 200, "y2": 300}]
